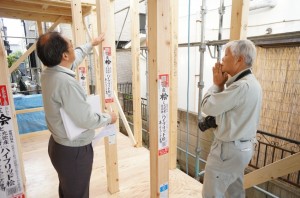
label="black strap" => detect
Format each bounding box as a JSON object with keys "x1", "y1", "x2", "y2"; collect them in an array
[{"x1": 234, "y1": 69, "x2": 252, "y2": 82}]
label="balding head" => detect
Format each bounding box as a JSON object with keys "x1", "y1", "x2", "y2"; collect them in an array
[{"x1": 36, "y1": 32, "x2": 69, "y2": 67}]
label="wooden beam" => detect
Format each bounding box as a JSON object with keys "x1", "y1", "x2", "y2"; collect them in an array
[
  {"x1": 230, "y1": 0, "x2": 250, "y2": 40},
  {"x1": 14, "y1": 0, "x2": 94, "y2": 9},
  {"x1": 36, "y1": 21, "x2": 45, "y2": 70},
  {"x1": 95, "y1": 0, "x2": 120, "y2": 193},
  {"x1": 36, "y1": 21, "x2": 44, "y2": 36},
  {"x1": 71, "y1": 0, "x2": 89, "y2": 93},
  {"x1": 244, "y1": 152, "x2": 300, "y2": 189},
  {"x1": 14, "y1": 0, "x2": 72, "y2": 8},
  {"x1": 0, "y1": 32, "x2": 26, "y2": 197},
  {"x1": 130, "y1": 0, "x2": 142, "y2": 147},
  {"x1": 0, "y1": 8, "x2": 72, "y2": 23},
  {"x1": 16, "y1": 107, "x2": 44, "y2": 115},
  {"x1": 148, "y1": 0, "x2": 172, "y2": 197},
  {"x1": 169, "y1": 0, "x2": 178, "y2": 170},
  {"x1": 0, "y1": 1, "x2": 75, "y2": 16},
  {"x1": 9, "y1": 17, "x2": 63, "y2": 74}
]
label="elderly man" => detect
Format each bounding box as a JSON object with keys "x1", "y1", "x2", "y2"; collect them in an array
[{"x1": 201, "y1": 40, "x2": 262, "y2": 198}]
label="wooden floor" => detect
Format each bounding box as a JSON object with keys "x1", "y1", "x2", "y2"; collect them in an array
[{"x1": 20, "y1": 131, "x2": 202, "y2": 197}]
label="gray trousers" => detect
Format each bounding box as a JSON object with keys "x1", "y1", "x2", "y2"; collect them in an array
[
  {"x1": 202, "y1": 139, "x2": 254, "y2": 198},
  {"x1": 48, "y1": 136, "x2": 94, "y2": 198}
]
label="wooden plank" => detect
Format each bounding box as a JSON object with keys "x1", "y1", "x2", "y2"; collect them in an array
[
  {"x1": 16, "y1": 107, "x2": 44, "y2": 115},
  {"x1": 95, "y1": 0, "x2": 120, "y2": 193},
  {"x1": 114, "y1": 92, "x2": 137, "y2": 146},
  {"x1": 9, "y1": 17, "x2": 63, "y2": 74},
  {"x1": 169, "y1": 0, "x2": 178, "y2": 169},
  {"x1": 148, "y1": 0, "x2": 172, "y2": 197},
  {"x1": 130, "y1": 0, "x2": 142, "y2": 147},
  {"x1": 244, "y1": 152, "x2": 300, "y2": 189},
  {"x1": 229, "y1": 0, "x2": 250, "y2": 40},
  {"x1": 20, "y1": 131, "x2": 203, "y2": 197},
  {"x1": 0, "y1": 32, "x2": 26, "y2": 197}
]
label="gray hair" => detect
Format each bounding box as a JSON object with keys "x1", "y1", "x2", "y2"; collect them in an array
[{"x1": 224, "y1": 40, "x2": 256, "y2": 67}]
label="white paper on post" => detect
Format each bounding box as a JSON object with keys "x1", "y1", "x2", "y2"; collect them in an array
[{"x1": 60, "y1": 94, "x2": 101, "y2": 140}]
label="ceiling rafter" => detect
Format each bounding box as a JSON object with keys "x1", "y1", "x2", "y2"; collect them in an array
[{"x1": 0, "y1": 0, "x2": 94, "y2": 23}]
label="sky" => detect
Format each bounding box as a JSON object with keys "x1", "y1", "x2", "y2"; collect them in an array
[{"x1": 2, "y1": 18, "x2": 25, "y2": 45}]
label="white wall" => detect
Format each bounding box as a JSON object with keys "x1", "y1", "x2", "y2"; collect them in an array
[
  {"x1": 114, "y1": 0, "x2": 300, "y2": 113},
  {"x1": 177, "y1": 0, "x2": 300, "y2": 113}
]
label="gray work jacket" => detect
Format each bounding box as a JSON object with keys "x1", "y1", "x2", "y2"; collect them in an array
[
  {"x1": 41, "y1": 43, "x2": 111, "y2": 147},
  {"x1": 201, "y1": 69, "x2": 262, "y2": 142}
]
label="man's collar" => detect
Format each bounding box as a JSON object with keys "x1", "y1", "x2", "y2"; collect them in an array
[{"x1": 226, "y1": 68, "x2": 251, "y2": 87}]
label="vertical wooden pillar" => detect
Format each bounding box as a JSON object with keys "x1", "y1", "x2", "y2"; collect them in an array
[
  {"x1": 95, "y1": 0, "x2": 120, "y2": 193},
  {"x1": 230, "y1": 0, "x2": 250, "y2": 40},
  {"x1": 71, "y1": 0, "x2": 89, "y2": 93},
  {"x1": 169, "y1": 0, "x2": 178, "y2": 170},
  {"x1": 90, "y1": 11, "x2": 102, "y2": 96},
  {"x1": 36, "y1": 21, "x2": 44, "y2": 37},
  {"x1": 36, "y1": 21, "x2": 44, "y2": 70},
  {"x1": 148, "y1": 0, "x2": 172, "y2": 197},
  {"x1": 130, "y1": 0, "x2": 142, "y2": 147}
]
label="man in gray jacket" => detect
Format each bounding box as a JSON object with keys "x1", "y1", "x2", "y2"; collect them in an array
[
  {"x1": 37, "y1": 31, "x2": 117, "y2": 198},
  {"x1": 201, "y1": 40, "x2": 262, "y2": 198}
]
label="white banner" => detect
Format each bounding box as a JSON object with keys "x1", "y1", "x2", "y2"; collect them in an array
[
  {"x1": 103, "y1": 47, "x2": 114, "y2": 103},
  {"x1": 158, "y1": 74, "x2": 169, "y2": 156},
  {"x1": 0, "y1": 85, "x2": 25, "y2": 198}
]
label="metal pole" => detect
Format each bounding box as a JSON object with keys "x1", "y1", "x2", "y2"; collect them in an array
[
  {"x1": 217, "y1": 0, "x2": 225, "y2": 61},
  {"x1": 195, "y1": 0, "x2": 207, "y2": 181}
]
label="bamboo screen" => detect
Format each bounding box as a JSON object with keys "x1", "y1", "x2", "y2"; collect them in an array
[{"x1": 252, "y1": 46, "x2": 300, "y2": 141}]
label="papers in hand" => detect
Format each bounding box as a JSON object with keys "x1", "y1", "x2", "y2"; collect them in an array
[
  {"x1": 60, "y1": 94, "x2": 116, "y2": 141},
  {"x1": 60, "y1": 107, "x2": 86, "y2": 141},
  {"x1": 93, "y1": 124, "x2": 117, "y2": 146}
]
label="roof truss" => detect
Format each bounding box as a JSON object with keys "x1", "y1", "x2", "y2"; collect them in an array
[{"x1": 0, "y1": 0, "x2": 95, "y2": 23}]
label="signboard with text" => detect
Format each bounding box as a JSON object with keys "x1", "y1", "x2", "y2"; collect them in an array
[
  {"x1": 158, "y1": 74, "x2": 169, "y2": 156},
  {"x1": 0, "y1": 85, "x2": 25, "y2": 198},
  {"x1": 103, "y1": 47, "x2": 114, "y2": 103},
  {"x1": 78, "y1": 66, "x2": 87, "y2": 92}
]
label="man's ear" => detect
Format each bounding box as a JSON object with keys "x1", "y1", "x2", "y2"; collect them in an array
[
  {"x1": 237, "y1": 55, "x2": 244, "y2": 63},
  {"x1": 62, "y1": 52, "x2": 68, "y2": 60}
]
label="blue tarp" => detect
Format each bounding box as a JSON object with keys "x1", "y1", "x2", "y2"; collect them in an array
[{"x1": 13, "y1": 94, "x2": 48, "y2": 134}]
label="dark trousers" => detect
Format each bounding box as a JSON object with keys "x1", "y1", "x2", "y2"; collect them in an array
[{"x1": 48, "y1": 136, "x2": 94, "y2": 198}]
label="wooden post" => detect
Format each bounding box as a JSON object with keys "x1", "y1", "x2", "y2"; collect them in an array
[
  {"x1": 230, "y1": 0, "x2": 250, "y2": 40},
  {"x1": 36, "y1": 21, "x2": 45, "y2": 70},
  {"x1": 130, "y1": 0, "x2": 142, "y2": 147},
  {"x1": 71, "y1": 0, "x2": 89, "y2": 93},
  {"x1": 0, "y1": 35, "x2": 26, "y2": 198},
  {"x1": 148, "y1": 0, "x2": 172, "y2": 197},
  {"x1": 169, "y1": 0, "x2": 178, "y2": 170},
  {"x1": 84, "y1": 16, "x2": 137, "y2": 146},
  {"x1": 95, "y1": 0, "x2": 120, "y2": 193}
]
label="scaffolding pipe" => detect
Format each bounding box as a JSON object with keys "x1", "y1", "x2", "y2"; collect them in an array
[
  {"x1": 217, "y1": 0, "x2": 225, "y2": 62},
  {"x1": 195, "y1": 0, "x2": 207, "y2": 181},
  {"x1": 253, "y1": 186, "x2": 279, "y2": 198}
]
